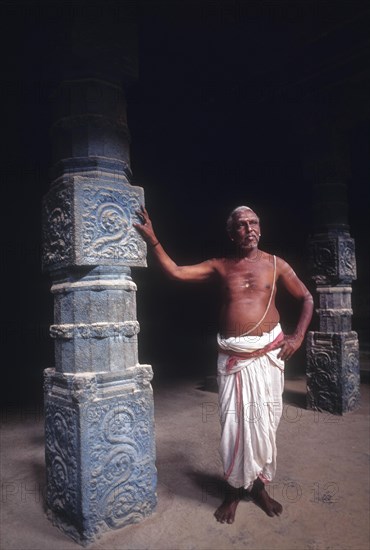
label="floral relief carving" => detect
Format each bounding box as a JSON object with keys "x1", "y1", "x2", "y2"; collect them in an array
[
  {"x1": 81, "y1": 186, "x2": 145, "y2": 262},
  {"x1": 42, "y1": 183, "x2": 73, "y2": 268}
]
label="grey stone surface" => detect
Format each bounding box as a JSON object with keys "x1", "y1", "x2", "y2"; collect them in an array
[
  {"x1": 308, "y1": 232, "x2": 356, "y2": 285},
  {"x1": 306, "y1": 331, "x2": 360, "y2": 414},
  {"x1": 50, "y1": 268, "x2": 140, "y2": 374},
  {"x1": 315, "y1": 286, "x2": 353, "y2": 332},
  {"x1": 42, "y1": 177, "x2": 147, "y2": 270},
  {"x1": 44, "y1": 367, "x2": 156, "y2": 546},
  {"x1": 42, "y1": 75, "x2": 156, "y2": 544},
  {"x1": 307, "y1": 226, "x2": 360, "y2": 414}
]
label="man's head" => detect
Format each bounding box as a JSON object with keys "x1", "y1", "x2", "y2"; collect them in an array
[{"x1": 226, "y1": 206, "x2": 261, "y2": 253}]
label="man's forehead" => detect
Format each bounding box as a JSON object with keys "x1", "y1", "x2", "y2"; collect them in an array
[{"x1": 233, "y1": 209, "x2": 258, "y2": 220}]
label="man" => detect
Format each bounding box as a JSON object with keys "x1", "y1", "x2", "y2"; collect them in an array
[{"x1": 134, "y1": 205, "x2": 313, "y2": 524}]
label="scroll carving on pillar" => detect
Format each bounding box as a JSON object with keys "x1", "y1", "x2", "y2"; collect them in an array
[
  {"x1": 44, "y1": 402, "x2": 79, "y2": 523},
  {"x1": 42, "y1": 180, "x2": 74, "y2": 269},
  {"x1": 307, "y1": 335, "x2": 340, "y2": 412},
  {"x1": 42, "y1": 178, "x2": 147, "y2": 271},
  {"x1": 342, "y1": 338, "x2": 361, "y2": 410},
  {"x1": 338, "y1": 238, "x2": 356, "y2": 279},
  {"x1": 86, "y1": 395, "x2": 156, "y2": 533},
  {"x1": 80, "y1": 184, "x2": 145, "y2": 264},
  {"x1": 44, "y1": 367, "x2": 157, "y2": 544},
  {"x1": 307, "y1": 332, "x2": 360, "y2": 413},
  {"x1": 309, "y1": 234, "x2": 356, "y2": 284}
]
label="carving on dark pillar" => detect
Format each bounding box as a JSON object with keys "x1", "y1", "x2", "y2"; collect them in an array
[
  {"x1": 307, "y1": 179, "x2": 360, "y2": 414},
  {"x1": 42, "y1": 7, "x2": 157, "y2": 545}
]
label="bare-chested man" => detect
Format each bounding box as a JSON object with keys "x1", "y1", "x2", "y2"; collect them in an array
[{"x1": 134, "y1": 205, "x2": 313, "y2": 524}]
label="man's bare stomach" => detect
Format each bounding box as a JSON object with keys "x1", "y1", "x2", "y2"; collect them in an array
[{"x1": 219, "y1": 302, "x2": 280, "y2": 338}]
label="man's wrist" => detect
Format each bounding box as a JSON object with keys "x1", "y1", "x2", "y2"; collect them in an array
[{"x1": 150, "y1": 240, "x2": 160, "y2": 248}]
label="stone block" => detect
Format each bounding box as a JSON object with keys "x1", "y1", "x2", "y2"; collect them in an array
[
  {"x1": 50, "y1": 79, "x2": 130, "y2": 168},
  {"x1": 51, "y1": 320, "x2": 139, "y2": 373},
  {"x1": 306, "y1": 331, "x2": 360, "y2": 414},
  {"x1": 308, "y1": 233, "x2": 356, "y2": 284},
  {"x1": 42, "y1": 177, "x2": 147, "y2": 271},
  {"x1": 44, "y1": 367, "x2": 157, "y2": 546},
  {"x1": 50, "y1": 268, "x2": 139, "y2": 373}
]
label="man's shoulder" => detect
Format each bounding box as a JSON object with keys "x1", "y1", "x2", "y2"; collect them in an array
[
  {"x1": 205, "y1": 257, "x2": 226, "y2": 268},
  {"x1": 203, "y1": 257, "x2": 231, "y2": 275},
  {"x1": 274, "y1": 255, "x2": 298, "y2": 278},
  {"x1": 210, "y1": 252, "x2": 276, "y2": 264},
  {"x1": 258, "y1": 252, "x2": 292, "y2": 274}
]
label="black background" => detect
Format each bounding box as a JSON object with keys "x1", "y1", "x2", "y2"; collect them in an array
[{"x1": 1, "y1": 0, "x2": 369, "y2": 406}]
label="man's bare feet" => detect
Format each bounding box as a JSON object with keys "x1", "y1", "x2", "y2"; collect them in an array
[
  {"x1": 214, "y1": 487, "x2": 243, "y2": 524},
  {"x1": 250, "y1": 478, "x2": 283, "y2": 517}
]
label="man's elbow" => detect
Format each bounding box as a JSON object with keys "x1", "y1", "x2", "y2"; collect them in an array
[
  {"x1": 303, "y1": 291, "x2": 314, "y2": 310},
  {"x1": 305, "y1": 291, "x2": 314, "y2": 303}
]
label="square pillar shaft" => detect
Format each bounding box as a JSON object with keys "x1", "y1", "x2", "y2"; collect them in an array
[
  {"x1": 44, "y1": 368, "x2": 156, "y2": 546},
  {"x1": 307, "y1": 331, "x2": 360, "y2": 414},
  {"x1": 42, "y1": 76, "x2": 157, "y2": 545},
  {"x1": 307, "y1": 209, "x2": 360, "y2": 414}
]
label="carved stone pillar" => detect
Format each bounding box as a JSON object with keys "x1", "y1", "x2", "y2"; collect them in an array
[
  {"x1": 42, "y1": 22, "x2": 157, "y2": 545},
  {"x1": 307, "y1": 179, "x2": 360, "y2": 414}
]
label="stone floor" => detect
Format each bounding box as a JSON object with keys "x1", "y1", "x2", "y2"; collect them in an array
[{"x1": 1, "y1": 373, "x2": 369, "y2": 550}]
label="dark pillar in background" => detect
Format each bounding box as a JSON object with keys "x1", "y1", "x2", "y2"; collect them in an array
[
  {"x1": 306, "y1": 133, "x2": 360, "y2": 414},
  {"x1": 41, "y1": 4, "x2": 156, "y2": 545}
]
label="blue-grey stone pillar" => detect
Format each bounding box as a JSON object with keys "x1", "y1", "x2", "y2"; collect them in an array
[
  {"x1": 307, "y1": 178, "x2": 360, "y2": 414},
  {"x1": 42, "y1": 75, "x2": 157, "y2": 545}
]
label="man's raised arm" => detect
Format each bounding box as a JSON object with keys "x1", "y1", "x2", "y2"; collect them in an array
[{"x1": 134, "y1": 207, "x2": 216, "y2": 282}]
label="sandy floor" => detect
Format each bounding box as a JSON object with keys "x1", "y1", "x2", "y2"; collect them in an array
[{"x1": 1, "y1": 375, "x2": 369, "y2": 550}]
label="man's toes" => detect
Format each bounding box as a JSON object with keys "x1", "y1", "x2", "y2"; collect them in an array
[
  {"x1": 227, "y1": 517, "x2": 234, "y2": 524},
  {"x1": 271, "y1": 500, "x2": 283, "y2": 515},
  {"x1": 215, "y1": 509, "x2": 226, "y2": 523}
]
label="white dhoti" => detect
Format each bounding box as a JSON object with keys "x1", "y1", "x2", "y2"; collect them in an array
[{"x1": 217, "y1": 324, "x2": 285, "y2": 490}]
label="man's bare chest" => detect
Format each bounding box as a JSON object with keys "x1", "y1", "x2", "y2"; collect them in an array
[{"x1": 218, "y1": 260, "x2": 274, "y2": 295}]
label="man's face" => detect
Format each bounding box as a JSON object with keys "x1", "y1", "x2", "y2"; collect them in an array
[{"x1": 230, "y1": 210, "x2": 260, "y2": 251}]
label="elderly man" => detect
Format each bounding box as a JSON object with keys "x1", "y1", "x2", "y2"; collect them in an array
[{"x1": 134, "y1": 205, "x2": 313, "y2": 524}]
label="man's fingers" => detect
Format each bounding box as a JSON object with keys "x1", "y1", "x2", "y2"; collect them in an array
[
  {"x1": 276, "y1": 341, "x2": 290, "y2": 360},
  {"x1": 270, "y1": 342, "x2": 283, "y2": 351},
  {"x1": 136, "y1": 207, "x2": 148, "y2": 223}
]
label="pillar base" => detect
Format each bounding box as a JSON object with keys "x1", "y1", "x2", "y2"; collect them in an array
[
  {"x1": 306, "y1": 331, "x2": 360, "y2": 414},
  {"x1": 44, "y1": 366, "x2": 157, "y2": 546}
]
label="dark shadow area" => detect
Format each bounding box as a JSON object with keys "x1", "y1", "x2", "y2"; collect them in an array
[
  {"x1": 282, "y1": 389, "x2": 307, "y2": 410},
  {"x1": 1, "y1": 0, "x2": 368, "y2": 406},
  {"x1": 360, "y1": 370, "x2": 370, "y2": 384},
  {"x1": 186, "y1": 470, "x2": 253, "y2": 505},
  {"x1": 31, "y1": 460, "x2": 47, "y2": 513}
]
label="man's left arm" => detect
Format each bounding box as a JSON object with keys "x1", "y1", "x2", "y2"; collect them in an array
[{"x1": 275, "y1": 258, "x2": 314, "y2": 361}]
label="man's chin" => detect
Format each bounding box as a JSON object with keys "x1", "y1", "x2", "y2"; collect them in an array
[
  {"x1": 241, "y1": 241, "x2": 257, "y2": 250},
  {"x1": 238, "y1": 243, "x2": 258, "y2": 254}
]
